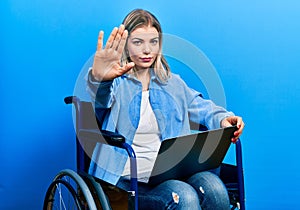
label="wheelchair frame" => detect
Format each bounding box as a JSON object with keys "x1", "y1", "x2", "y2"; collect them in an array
[{"x1": 43, "y1": 96, "x2": 245, "y2": 210}]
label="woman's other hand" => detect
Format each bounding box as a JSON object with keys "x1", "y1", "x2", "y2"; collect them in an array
[{"x1": 221, "y1": 116, "x2": 245, "y2": 143}]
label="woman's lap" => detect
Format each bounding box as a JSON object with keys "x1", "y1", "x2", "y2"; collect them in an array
[{"x1": 116, "y1": 171, "x2": 230, "y2": 210}]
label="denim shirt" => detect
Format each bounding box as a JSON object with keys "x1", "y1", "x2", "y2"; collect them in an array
[{"x1": 86, "y1": 69, "x2": 234, "y2": 185}]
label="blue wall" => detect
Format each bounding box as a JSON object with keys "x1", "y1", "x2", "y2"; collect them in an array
[{"x1": 1, "y1": 1, "x2": 300, "y2": 209}]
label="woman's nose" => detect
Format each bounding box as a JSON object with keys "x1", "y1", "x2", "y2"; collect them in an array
[{"x1": 143, "y1": 44, "x2": 151, "y2": 54}]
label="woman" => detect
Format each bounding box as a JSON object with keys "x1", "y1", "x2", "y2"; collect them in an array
[{"x1": 87, "y1": 9, "x2": 244, "y2": 210}]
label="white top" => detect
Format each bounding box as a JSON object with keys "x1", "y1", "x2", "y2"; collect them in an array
[{"x1": 122, "y1": 91, "x2": 161, "y2": 182}]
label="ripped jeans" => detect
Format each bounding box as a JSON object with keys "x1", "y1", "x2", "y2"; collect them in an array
[{"x1": 116, "y1": 171, "x2": 230, "y2": 210}]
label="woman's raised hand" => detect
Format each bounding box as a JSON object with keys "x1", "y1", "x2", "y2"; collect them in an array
[{"x1": 92, "y1": 24, "x2": 135, "y2": 81}]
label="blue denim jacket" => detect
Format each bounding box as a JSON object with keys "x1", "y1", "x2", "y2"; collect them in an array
[{"x1": 86, "y1": 69, "x2": 234, "y2": 185}]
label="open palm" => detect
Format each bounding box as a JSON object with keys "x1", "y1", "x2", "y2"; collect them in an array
[{"x1": 92, "y1": 25, "x2": 135, "y2": 81}]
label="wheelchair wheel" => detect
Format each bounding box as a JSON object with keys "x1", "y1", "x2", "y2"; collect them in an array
[
  {"x1": 43, "y1": 169, "x2": 98, "y2": 210},
  {"x1": 80, "y1": 172, "x2": 112, "y2": 210}
]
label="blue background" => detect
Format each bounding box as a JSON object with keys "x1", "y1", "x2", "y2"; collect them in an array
[{"x1": 1, "y1": 0, "x2": 300, "y2": 209}]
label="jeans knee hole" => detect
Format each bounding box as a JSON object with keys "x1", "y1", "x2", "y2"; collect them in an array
[
  {"x1": 199, "y1": 186, "x2": 205, "y2": 194},
  {"x1": 165, "y1": 192, "x2": 179, "y2": 210}
]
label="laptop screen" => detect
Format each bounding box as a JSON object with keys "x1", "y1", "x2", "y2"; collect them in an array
[{"x1": 147, "y1": 126, "x2": 237, "y2": 185}]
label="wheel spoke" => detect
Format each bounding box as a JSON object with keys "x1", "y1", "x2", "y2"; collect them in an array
[
  {"x1": 56, "y1": 183, "x2": 67, "y2": 210},
  {"x1": 43, "y1": 170, "x2": 101, "y2": 210}
]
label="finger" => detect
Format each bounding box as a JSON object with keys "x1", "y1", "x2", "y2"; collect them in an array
[
  {"x1": 97, "y1": 31, "x2": 104, "y2": 51},
  {"x1": 236, "y1": 117, "x2": 243, "y2": 128},
  {"x1": 232, "y1": 129, "x2": 242, "y2": 141},
  {"x1": 112, "y1": 25, "x2": 125, "y2": 50},
  {"x1": 117, "y1": 30, "x2": 128, "y2": 54},
  {"x1": 118, "y1": 24, "x2": 125, "y2": 36},
  {"x1": 112, "y1": 31, "x2": 122, "y2": 50},
  {"x1": 233, "y1": 123, "x2": 244, "y2": 141},
  {"x1": 119, "y1": 62, "x2": 135, "y2": 74},
  {"x1": 221, "y1": 118, "x2": 232, "y2": 128},
  {"x1": 235, "y1": 118, "x2": 244, "y2": 134},
  {"x1": 234, "y1": 130, "x2": 242, "y2": 138},
  {"x1": 231, "y1": 137, "x2": 238, "y2": 143},
  {"x1": 230, "y1": 116, "x2": 238, "y2": 125},
  {"x1": 124, "y1": 62, "x2": 135, "y2": 71},
  {"x1": 105, "y1": 27, "x2": 118, "y2": 49}
]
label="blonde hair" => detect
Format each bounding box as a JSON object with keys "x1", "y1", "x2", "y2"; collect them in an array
[{"x1": 121, "y1": 9, "x2": 171, "y2": 82}]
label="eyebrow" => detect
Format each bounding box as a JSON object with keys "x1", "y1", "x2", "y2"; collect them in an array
[{"x1": 130, "y1": 37, "x2": 159, "y2": 41}]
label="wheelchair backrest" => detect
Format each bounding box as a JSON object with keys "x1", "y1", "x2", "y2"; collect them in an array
[{"x1": 70, "y1": 98, "x2": 99, "y2": 173}]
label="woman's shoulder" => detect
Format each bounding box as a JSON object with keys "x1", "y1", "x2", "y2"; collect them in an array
[
  {"x1": 168, "y1": 73, "x2": 202, "y2": 97},
  {"x1": 168, "y1": 72, "x2": 188, "y2": 86},
  {"x1": 170, "y1": 72, "x2": 181, "y2": 79}
]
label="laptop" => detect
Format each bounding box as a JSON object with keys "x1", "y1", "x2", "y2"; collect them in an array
[{"x1": 147, "y1": 125, "x2": 237, "y2": 185}]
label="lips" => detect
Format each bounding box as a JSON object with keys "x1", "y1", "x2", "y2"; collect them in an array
[{"x1": 140, "y1": 57, "x2": 152, "y2": 62}]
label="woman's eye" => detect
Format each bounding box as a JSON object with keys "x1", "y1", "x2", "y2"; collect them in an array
[
  {"x1": 133, "y1": 41, "x2": 142, "y2": 46},
  {"x1": 151, "y1": 39, "x2": 158, "y2": 45}
]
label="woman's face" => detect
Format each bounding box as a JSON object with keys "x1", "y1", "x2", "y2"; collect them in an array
[{"x1": 126, "y1": 26, "x2": 160, "y2": 70}]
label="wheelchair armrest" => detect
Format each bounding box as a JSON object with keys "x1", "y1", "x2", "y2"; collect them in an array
[
  {"x1": 101, "y1": 129, "x2": 126, "y2": 147},
  {"x1": 64, "y1": 96, "x2": 79, "y2": 105},
  {"x1": 64, "y1": 96, "x2": 125, "y2": 147},
  {"x1": 78, "y1": 128, "x2": 125, "y2": 148}
]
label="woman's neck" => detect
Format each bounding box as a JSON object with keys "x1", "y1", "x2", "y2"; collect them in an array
[
  {"x1": 136, "y1": 68, "x2": 149, "y2": 78},
  {"x1": 135, "y1": 68, "x2": 150, "y2": 91}
]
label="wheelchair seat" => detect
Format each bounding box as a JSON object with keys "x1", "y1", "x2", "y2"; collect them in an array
[{"x1": 43, "y1": 96, "x2": 245, "y2": 210}]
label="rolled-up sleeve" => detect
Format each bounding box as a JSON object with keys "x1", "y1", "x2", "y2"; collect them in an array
[
  {"x1": 86, "y1": 68, "x2": 114, "y2": 108},
  {"x1": 188, "y1": 94, "x2": 234, "y2": 130}
]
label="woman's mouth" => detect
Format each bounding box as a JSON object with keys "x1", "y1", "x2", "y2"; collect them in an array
[{"x1": 140, "y1": 57, "x2": 152, "y2": 62}]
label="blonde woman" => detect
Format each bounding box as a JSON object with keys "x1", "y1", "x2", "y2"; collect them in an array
[{"x1": 87, "y1": 9, "x2": 244, "y2": 210}]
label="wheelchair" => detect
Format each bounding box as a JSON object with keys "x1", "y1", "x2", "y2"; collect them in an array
[{"x1": 43, "y1": 96, "x2": 246, "y2": 210}]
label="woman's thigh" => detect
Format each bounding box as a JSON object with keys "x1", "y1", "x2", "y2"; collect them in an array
[
  {"x1": 116, "y1": 171, "x2": 230, "y2": 210},
  {"x1": 187, "y1": 171, "x2": 230, "y2": 210},
  {"x1": 138, "y1": 179, "x2": 202, "y2": 210}
]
